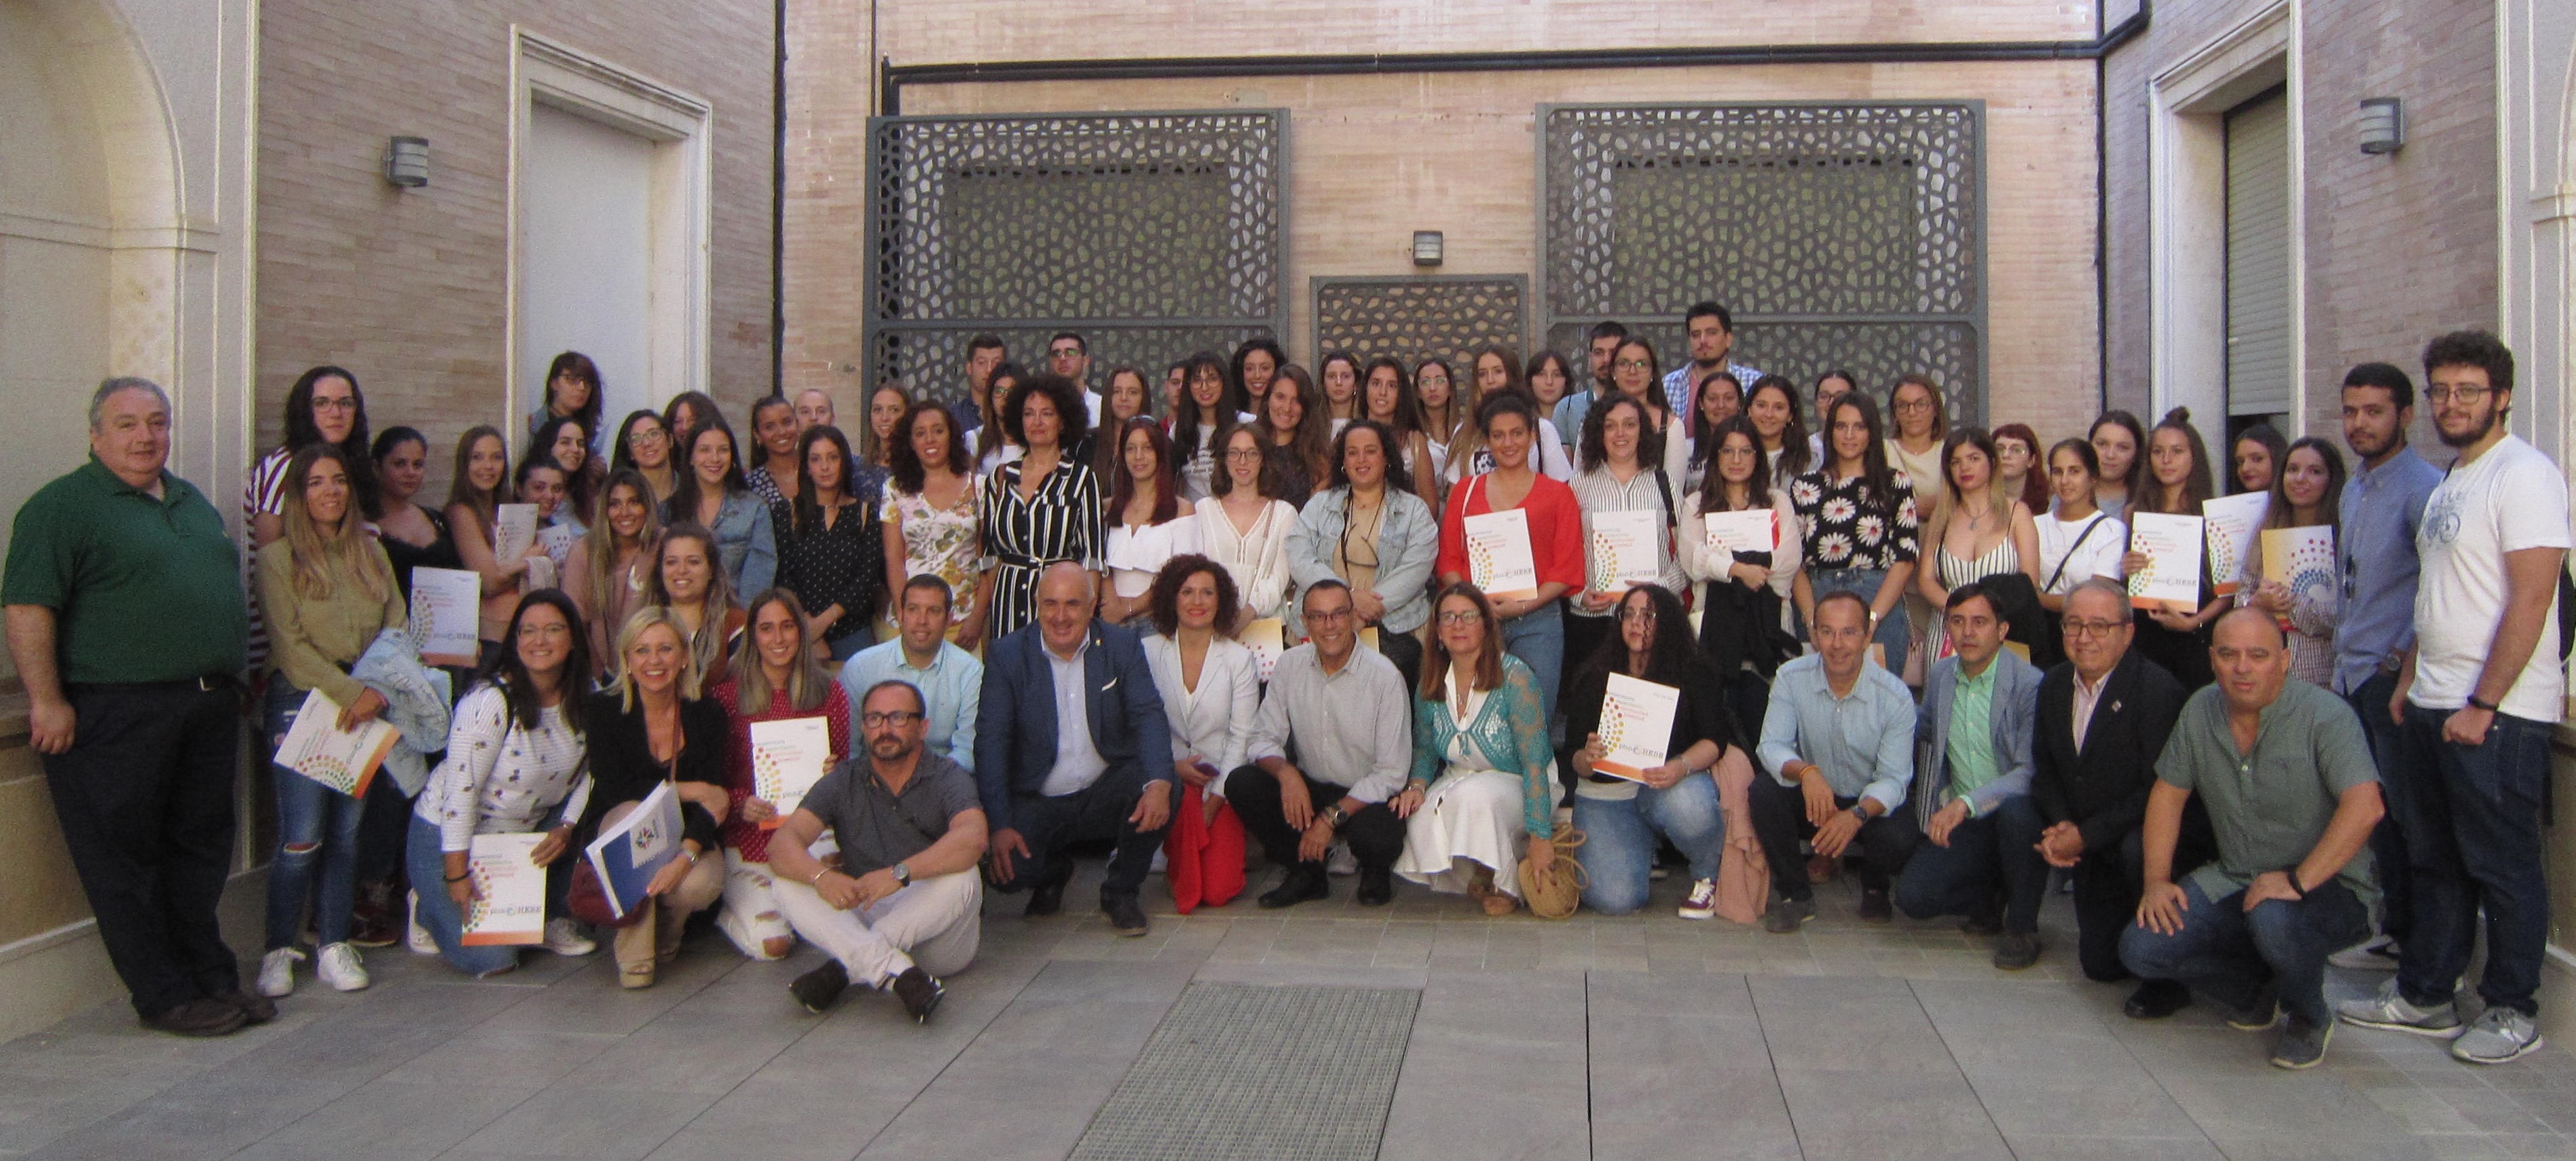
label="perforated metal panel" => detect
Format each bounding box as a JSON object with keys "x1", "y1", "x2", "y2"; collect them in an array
[
  {"x1": 1540, "y1": 102, "x2": 1987, "y2": 425},
  {"x1": 865, "y1": 110, "x2": 1289, "y2": 402},
  {"x1": 1311, "y1": 275, "x2": 1528, "y2": 368},
  {"x1": 1069, "y1": 983, "x2": 1420, "y2": 1161}
]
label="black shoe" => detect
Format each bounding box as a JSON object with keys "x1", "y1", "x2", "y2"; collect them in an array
[
  {"x1": 142, "y1": 997, "x2": 247, "y2": 1038},
  {"x1": 2122, "y1": 980, "x2": 2192, "y2": 1020},
  {"x1": 1355, "y1": 868, "x2": 1394, "y2": 907},
  {"x1": 1023, "y1": 881, "x2": 1065, "y2": 919},
  {"x1": 2270, "y1": 1014, "x2": 2332, "y2": 1069},
  {"x1": 1258, "y1": 869, "x2": 1330, "y2": 910},
  {"x1": 1858, "y1": 888, "x2": 1893, "y2": 923},
  {"x1": 1103, "y1": 895, "x2": 1150, "y2": 937},
  {"x1": 2225, "y1": 987, "x2": 2283, "y2": 1031},
  {"x1": 1960, "y1": 898, "x2": 2006, "y2": 937},
  {"x1": 220, "y1": 989, "x2": 278, "y2": 1026},
  {"x1": 891, "y1": 967, "x2": 944, "y2": 1024},
  {"x1": 1763, "y1": 895, "x2": 1817, "y2": 934},
  {"x1": 790, "y1": 961, "x2": 849, "y2": 1014},
  {"x1": 1991, "y1": 933, "x2": 2042, "y2": 972}
]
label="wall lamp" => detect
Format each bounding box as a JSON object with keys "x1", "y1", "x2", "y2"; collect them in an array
[
  {"x1": 384, "y1": 136, "x2": 430, "y2": 187},
  {"x1": 2358, "y1": 98, "x2": 2403, "y2": 155},
  {"x1": 1412, "y1": 230, "x2": 1443, "y2": 267}
]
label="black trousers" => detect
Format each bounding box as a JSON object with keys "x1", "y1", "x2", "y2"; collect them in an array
[
  {"x1": 1223, "y1": 765, "x2": 1405, "y2": 874},
  {"x1": 999, "y1": 780, "x2": 1169, "y2": 902},
  {"x1": 41, "y1": 681, "x2": 243, "y2": 1017},
  {"x1": 2071, "y1": 830, "x2": 2150, "y2": 982},
  {"x1": 1748, "y1": 774, "x2": 1917, "y2": 900},
  {"x1": 1373, "y1": 627, "x2": 1423, "y2": 700}
]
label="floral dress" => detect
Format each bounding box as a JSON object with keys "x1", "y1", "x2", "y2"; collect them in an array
[{"x1": 885, "y1": 474, "x2": 988, "y2": 622}]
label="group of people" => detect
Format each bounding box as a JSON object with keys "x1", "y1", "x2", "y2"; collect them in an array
[{"x1": 4, "y1": 316, "x2": 2560, "y2": 1075}]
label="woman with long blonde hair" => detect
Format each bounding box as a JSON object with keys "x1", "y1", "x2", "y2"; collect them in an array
[
  {"x1": 564, "y1": 468, "x2": 663, "y2": 676},
  {"x1": 650, "y1": 521, "x2": 746, "y2": 686},
  {"x1": 574, "y1": 606, "x2": 732, "y2": 988}
]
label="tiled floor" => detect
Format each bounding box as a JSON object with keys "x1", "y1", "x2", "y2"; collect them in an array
[{"x1": 5, "y1": 867, "x2": 2572, "y2": 1161}]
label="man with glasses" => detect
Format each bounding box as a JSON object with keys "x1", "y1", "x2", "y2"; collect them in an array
[
  {"x1": 2319, "y1": 363, "x2": 2440, "y2": 976},
  {"x1": 2340, "y1": 331, "x2": 2567, "y2": 1065},
  {"x1": 842, "y1": 575, "x2": 982, "y2": 769},
  {"x1": 1751, "y1": 591, "x2": 1918, "y2": 931},
  {"x1": 1892, "y1": 583, "x2": 2047, "y2": 970},
  {"x1": 2031, "y1": 579, "x2": 2203, "y2": 1018},
  {"x1": 768, "y1": 680, "x2": 989, "y2": 1021},
  {"x1": 1225, "y1": 580, "x2": 1415, "y2": 908},
  {"x1": 1659, "y1": 301, "x2": 1765, "y2": 422},
  {"x1": 1044, "y1": 331, "x2": 1107, "y2": 427}
]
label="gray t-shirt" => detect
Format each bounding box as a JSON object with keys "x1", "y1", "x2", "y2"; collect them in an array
[
  {"x1": 802, "y1": 750, "x2": 983, "y2": 876},
  {"x1": 2155, "y1": 680, "x2": 2377, "y2": 902}
]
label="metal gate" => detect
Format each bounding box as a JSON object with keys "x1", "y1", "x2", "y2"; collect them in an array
[
  {"x1": 1310, "y1": 275, "x2": 1529, "y2": 369},
  {"x1": 1538, "y1": 102, "x2": 1987, "y2": 425},
  {"x1": 864, "y1": 109, "x2": 1289, "y2": 402}
]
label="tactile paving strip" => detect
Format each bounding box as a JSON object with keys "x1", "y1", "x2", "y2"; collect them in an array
[{"x1": 1069, "y1": 982, "x2": 1422, "y2": 1161}]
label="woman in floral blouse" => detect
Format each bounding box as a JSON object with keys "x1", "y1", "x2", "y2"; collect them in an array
[
  {"x1": 881, "y1": 401, "x2": 987, "y2": 646},
  {"x1": 1789, "y1": 392, "x2": 1919, "y2": 667}
]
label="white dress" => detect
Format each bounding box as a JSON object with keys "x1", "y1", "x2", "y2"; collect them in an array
[
  {"x1": 1103, "y1": 513, "x2": 1204, "y2": 601},
  {"x1": 1194, "y1": 496, "x2": 1298, "y2": 621},
  {"x1": 1395, "y1": 687, "x2": 1536, "y2": 898}
]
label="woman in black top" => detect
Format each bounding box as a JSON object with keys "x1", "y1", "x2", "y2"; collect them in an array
[
  {"x1": 777, "y1": 424, "x2": 885, "y2": 659},
  {"x1": 369, "y1": 426, "x2": 462, "y2": 601},
  {"x1": 576, "y1": 606, "x2": 731, "y2": 989}
]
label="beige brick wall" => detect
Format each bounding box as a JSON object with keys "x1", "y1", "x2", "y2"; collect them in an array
[
  {"x1": 786, "y1": 1, "x2": 2105, "y2": 447},
  {"x1": 255, "y1": 0, "x2": 776, "y2": 487}
]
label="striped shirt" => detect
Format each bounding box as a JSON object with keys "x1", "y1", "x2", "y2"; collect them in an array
[
  {"x1": 240, "y1": 448, "x2": 293, "y2": 670},
  {"x1": 978, "y1": 458, "x2": 1105, "y2": 638}
]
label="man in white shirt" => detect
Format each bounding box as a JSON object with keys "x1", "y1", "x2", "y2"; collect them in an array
[{"x1": 2342, "y1": 331, "x2": 2567, "y2": 1065}]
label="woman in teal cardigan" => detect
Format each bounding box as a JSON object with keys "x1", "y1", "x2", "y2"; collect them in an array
[{"x1": 1395, "y1": 582, "x2": 1560, "y2": 916}]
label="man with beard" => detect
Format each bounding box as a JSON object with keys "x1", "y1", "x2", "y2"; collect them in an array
[
  {"x1": 2340, "y1": 331, "x2": 2567, "y2": 1065},
  {"x1": 1659, "y1": 301, "x2": 1765, "y2": 422}
]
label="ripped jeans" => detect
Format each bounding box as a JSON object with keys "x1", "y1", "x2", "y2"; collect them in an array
[{"x1": 263, "y1": 677, "x2": 365, "y2": 951}]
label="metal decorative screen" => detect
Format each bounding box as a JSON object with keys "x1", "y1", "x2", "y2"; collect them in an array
[
  {"x1": 1539, "y1": 102, "x2": 1985, "y2": 424},
  {"x1": 1311, "y1": 276, "x2": 1528, "y2": 368},
  {"x1": 865, "y1": 110, "x2": 1288, "y2": 403}
]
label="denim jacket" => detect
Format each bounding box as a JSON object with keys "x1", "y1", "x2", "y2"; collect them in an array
[
  {"x1": 707, "y1": 490, "x2": 777, "y2": 597},
  {"x1": 1283, "y1": 485, "x2": 1440, "y2": 638}
]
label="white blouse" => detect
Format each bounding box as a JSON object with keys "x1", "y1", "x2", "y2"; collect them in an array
[
  {"x1": 2038, "y1": 511, "x2": 2128, "y2": 593},
  {"x1": 415, "y1": 685, "x2": 589, "y2": 853},
  {"x1": 1104, "y1": 513, "x2": 1204, "y2": 599},
  {"x1": 1194, "y1": 496, "x2": 1298, "y2": 621},
  {"x1": 1680, "y1": 488, "x2": 1804, "y2": 604},
  {"x1": 1141, "y1": 633, "x2": 1262, "y2": 794}
]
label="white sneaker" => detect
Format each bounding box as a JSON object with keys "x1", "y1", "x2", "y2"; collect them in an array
[
  {"x1": 406, "y1": 891, "x2": 437, "y2": 955},
  {"x1": 257, "y1": 947, "x2": 304, "y2": 998},
  {"x1": 1678, "y1": 878, "x2": 1721, "y2": 920},
  {"x1": 315, "y1": 942, "x2": 369, "y2": 992},
  {"x1": 1327, "y1": 841, "x2": 1359, "y2": 877},
  {"x1": 2327, "y1": 933, "x2": 2402, "y2": 971},
  {"x1": 544, "y1": 917, "x2": 597, "y2": 957}
]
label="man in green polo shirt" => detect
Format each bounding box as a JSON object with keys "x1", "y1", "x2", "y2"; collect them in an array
[
  {"x1": 2121, "y1": 609, "x2": 2383, "y2": 1070},
  {"x1": 3, "y1": 377, "x2": 254, "y2": 1037}
]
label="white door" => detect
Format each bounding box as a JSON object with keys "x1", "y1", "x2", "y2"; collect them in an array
[{"x1": 521, "y1": 103, "x2": 655, "y2": 429}]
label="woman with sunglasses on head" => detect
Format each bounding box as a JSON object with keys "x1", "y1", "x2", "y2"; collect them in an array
[
  {"x1": 710, "y1": 591, "x2": 851, "y2": 960},
  {"x1": 1284, "y1": 420, "x2": 1441, "y2": 690}
]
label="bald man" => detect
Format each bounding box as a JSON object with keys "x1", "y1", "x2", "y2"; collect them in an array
[{"x1": 973, "y1": 564, "x2": 1173, "y2": 935}]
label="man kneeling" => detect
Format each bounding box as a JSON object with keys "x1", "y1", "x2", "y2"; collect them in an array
[{"x1": 769, "y1": 680, "x2": 989, "y2": 1022}]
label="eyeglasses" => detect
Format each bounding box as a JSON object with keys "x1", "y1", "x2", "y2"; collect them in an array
[
  {"x1": 1306, "y1": 606, "x2": 1354, "y2": 623},
  {"x1": 1436, "y1": 610, "x2": 1483, "y2": 626},
  {"x1": 1893, "y1": 398, "x2": 1936, "y2": 413},
  {"x1": 1616, "y1": 606, "x2": 1657, "y2": 625},
  {"x1": 2426, "y1": 385, "x2": 2493, "y2": 404},
  {"x1": 2063, "y1": 619, "x2": 2127, "y2": 638},
  {"x1": 312, "y1": 397, "x2": 358, "y2": 412},
  {"x1": 1223, "y1": 447, "x2": 1264, "y2": 460},
  {"x1": 860, "y1": 710, "x2": 924, "y2": 728},
  {"x1": 1048, "y1": 348, "x2": 1082, "y2": 359},
  {"x1": 1615, "y1": 359, "x2": 1653, "y2": 371}
]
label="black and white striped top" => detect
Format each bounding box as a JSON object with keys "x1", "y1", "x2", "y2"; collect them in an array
[{"x1": 979, "y1": 457, "x2": 1105, "y2": 638}]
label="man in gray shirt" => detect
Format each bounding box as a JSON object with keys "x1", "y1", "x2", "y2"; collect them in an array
[
  {"x1": 769, "y1": 680, "x2": 990, "y2": 1022},
  {"x1": 1751, "y1": 591, "x2": 1919, "y2": 932},
  {"x1": 2121, "y1": 610, "x2": 2383, "y2": 1070},
  {"x1": 1226, "y1": 580, "x2": 1416, "y2": 908}
]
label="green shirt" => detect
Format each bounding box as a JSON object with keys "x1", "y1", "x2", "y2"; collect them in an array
[
  {"x1": 2154, "y1": 680, "x2": 2378, "y2": 903},
  {"x1": 1943, "y1": 658, "x2": 1999, "y2": 807},
  {"x1": 3, "y1": 458, "x2": 246, "y2": 684}
]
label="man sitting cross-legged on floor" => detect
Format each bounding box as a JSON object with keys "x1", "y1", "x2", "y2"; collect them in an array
[
  {"x1": 1892, "y1": 581, "x2": 2048, "y2": 969},
  {"x1": 2120, "y1": 608, "x2": 2385, "y2": 1070},
  {"x1": 769, "y1": 679, "x2": 989, "y2": 1022}
]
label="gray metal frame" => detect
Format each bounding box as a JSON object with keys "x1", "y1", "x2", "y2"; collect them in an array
[
  {"x1": 862, "y1": 109, "x2": 1290, "y2": 402},
  {"x1": 1534, "y1": 100, "x2": 1988, "y2": 424},
  {"x1": 1308, "y1": 274, "x2": 1530, "y2": 369}
]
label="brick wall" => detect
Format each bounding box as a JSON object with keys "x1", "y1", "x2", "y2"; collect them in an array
[{"x1": 255, "y1": 0, "x2": 775, "y2": 489}]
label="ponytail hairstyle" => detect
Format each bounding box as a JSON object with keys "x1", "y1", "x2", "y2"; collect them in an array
[{"x1": 2135, "y1": 407, "x2": 2216, "y2": 517}]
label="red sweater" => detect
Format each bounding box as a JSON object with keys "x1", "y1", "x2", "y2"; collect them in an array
[
  {"x1": 1437, "y1": 471, "x2": 1585, "y2": 594},
  {"x1": 712, "y1": 677, "x2": 852, "y2": 863}
]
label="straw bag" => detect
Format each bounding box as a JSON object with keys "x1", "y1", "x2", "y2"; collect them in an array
[{"x1": 1515, "y1": 827, "x2": 1588, "y2": 919}]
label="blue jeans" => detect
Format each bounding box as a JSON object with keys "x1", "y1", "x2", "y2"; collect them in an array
[
  {"x1": 1894, "y1": 794, "x2": 2050, "y2": 934},
  {"x1": 403, "y1": 813, "x2": 520, "y2": 976},
  {"x1": 1500, "y1": 599, "x2": 1564, "y2": 729},
  {"x1": 2344, "y1": 672, "x2": 2410, "y2": 945},
  {"x1": 2391, "y1": 704, "x2": 2552, "y2": 1016},
  {"x1": 2120, "y1": 876, "x2": 2370, "y2": 1027},
  {"x1": 1809, "y1": 568, "x2": 1909, "y2": 663},
  {"x1": 263, "y1": 678, "x2": 365, "y2": 951},
  {"x1": 1572, "y1": 775, "x2": 1726, "y2": 915}
]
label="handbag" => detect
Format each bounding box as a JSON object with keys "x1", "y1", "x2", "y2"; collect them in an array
[{"x1": 1516, "y1": 826, "x2": 1589, "y2": 919}]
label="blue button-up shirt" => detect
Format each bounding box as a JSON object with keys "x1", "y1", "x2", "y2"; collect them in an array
[
  {"x1": 1757, "y1": 652, "x2": 1916, "y2": 813},
  {"x1": 2332, "y1": 446, "x2": 2442, "y2": 695},
  {"x1": 839, "y1": 637, "x2": 983, "y2": 769}
]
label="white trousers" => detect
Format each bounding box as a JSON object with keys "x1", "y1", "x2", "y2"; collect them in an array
[
  {"x1": 772, "y1": 868, "x2": 982, "y2": 987},
  {"x1": 1395, "y1": 769, "x2": 1531, "y2": 898}
]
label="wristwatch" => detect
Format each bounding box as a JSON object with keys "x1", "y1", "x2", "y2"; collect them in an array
[
  {"x1": 1321, "y1": 805, "x2": 1348, "y2": 830},
  {"x1": 891, "y1": 862, "x2": 913, "y2": 887}
]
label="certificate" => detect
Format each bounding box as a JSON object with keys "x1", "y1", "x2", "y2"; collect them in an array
[
  {"x1": 1703, "y1": 509, "x2": 1780, "y2": 573},
  {"x1": 750, "y1": 717, "x2": 832, "y2": 830},
  {"x1": 274, "y1": 688, "x2": 399, "y2": 799},
  {"x1": 2199, "y1": 492, "x2": 2268, "y2": 595},
  {"x1": 1585, "y1": 509, "x2": 1661, "y2": 594},
  {"x1": 409, "y1": 566, "x2": 483, "y2": 667},
  {"x1": 1593, "y1": 673, "x2": 1680, "y2": 781},
  {"x1": 583, "y1": 781, "x2": 682, "y2": 921},
  {"x1": 1241, "y1": 617, "x2": 1287, "y2": 684},
  {"x1": 2259, "y1": 526, "x2": 2336, "y2": 629},
  {"x1": 1463, "y1": 508, "x2": 1540, "y2": 598},
  {"x1": 2126, "y1": 513, "x2": 2205, "y2": 612},
  {"x1": 493, "y1": 503, "x2": 538, "y2": 564},
  {"x1": 460, "y1": 833, "x2": 547, "y2": 946},
  {"x1": 537, "y1": 523, "x2": 581, "y2": 572}
]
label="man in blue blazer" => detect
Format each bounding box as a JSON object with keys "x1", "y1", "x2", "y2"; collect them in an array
[
  {"x1": 974, "y1": 564, "x2": 1175, "y2": 935},
  {"x1": 1894, "y1": 580, "x2": 2048, "y2": 970}
]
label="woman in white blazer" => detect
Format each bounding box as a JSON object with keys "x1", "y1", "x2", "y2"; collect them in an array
[{"x1": 1140, "y1": 555, "x2": 1264, "y2": 913}]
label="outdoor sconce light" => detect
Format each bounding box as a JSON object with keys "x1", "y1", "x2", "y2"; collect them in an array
[
  {"x1": 2358, "y1": 98, "x2": 2403, "y2": 155},
  {"x1": 384, "y1": 136, "x2": 430, "y2": 187},
  {"x1": 1412, "y1": 231, "x2": 1443, "y2": 267}
]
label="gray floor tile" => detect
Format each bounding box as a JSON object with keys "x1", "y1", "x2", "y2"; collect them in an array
[{"x1": 449, "y1": 1085, "x2": 720, "y2": 1160}]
